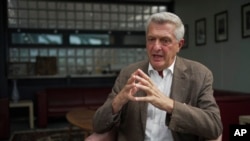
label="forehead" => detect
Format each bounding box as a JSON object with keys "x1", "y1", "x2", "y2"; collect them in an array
[{"x1": 147, "y1": 22, "x2": 176, "y2": 37}]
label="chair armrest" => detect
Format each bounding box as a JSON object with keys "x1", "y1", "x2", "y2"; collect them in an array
[
  {"x1": 207, "y1": 134, "x2": 222, "y2": 141},
  {"x1": 85, "y1": 129, "x2": 222, "y2": 141},
  {"x1": 85, "y1": 128, "x2": 117, "y2": 141}
]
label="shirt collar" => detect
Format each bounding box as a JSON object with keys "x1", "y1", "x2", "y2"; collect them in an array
[{"x1": 148, "y1": 56, "x2": 176, "y2": 76}]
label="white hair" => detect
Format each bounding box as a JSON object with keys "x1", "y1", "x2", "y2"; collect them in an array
[{"x1": 145, "y1": 12, "x2": 185, "y2": 41}]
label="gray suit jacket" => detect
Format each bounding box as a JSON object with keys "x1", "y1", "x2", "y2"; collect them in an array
[{"x1": 93, "y1": 56, "x2": 223, "y2": 141}]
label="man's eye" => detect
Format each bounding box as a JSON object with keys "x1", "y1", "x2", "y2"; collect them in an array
[
  {"x1": 162, "y1": 39, "x2": 169, "y2": 43},
  {"x1": 147, "y1": 38, "x2": 155, "y2": 42},
  {"x1": 161, "y1": 39, "x2": 171, "y2": 45}
]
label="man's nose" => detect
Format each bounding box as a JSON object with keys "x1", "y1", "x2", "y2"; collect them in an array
[{"x1": 153, "y1": 40, "x2": 162, "y2": 50}]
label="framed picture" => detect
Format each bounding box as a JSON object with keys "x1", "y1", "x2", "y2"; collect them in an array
[
  {"x1": 241, "y1": 3, "x2": 250, "y2": 38},
  {"x1": 195, "y1": 18, "x2": 206, "y2": 46},
  {"x1": 182, "y1": 24, "x2": 189, "y2": 49},
  {"x1": 214, "y1": 11, "x2": 228, "y2": 42}
]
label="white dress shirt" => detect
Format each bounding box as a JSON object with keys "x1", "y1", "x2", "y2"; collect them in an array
[{"x1": 144, "y1": 59, "x2": 175, "y2": 141}]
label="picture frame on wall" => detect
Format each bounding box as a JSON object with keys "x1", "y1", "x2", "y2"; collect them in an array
[
  {"x1": 241, "y1": 3, "x2": 250, "y2": 38},
  {"x1": 195, "y1": 18, "x2": 206, "y2": 46},
  {"x1": 182, "y1": 24, "x2": 189, "y2": 49},
  {"x1": 214, "y1": 11, "x2": 228, "y2": 42}
]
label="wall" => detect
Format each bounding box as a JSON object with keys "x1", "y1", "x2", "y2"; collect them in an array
[
  {"x1": 0, "y1": 0, "x2": 8, "y2": 98},
  {"x1": 175, "y1": 0, "x2": 250, "y2": 93}
]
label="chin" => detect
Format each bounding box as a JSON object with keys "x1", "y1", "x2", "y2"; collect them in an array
[{"x1": 151, "y1": 63, "x2": 164, "y2": 71}]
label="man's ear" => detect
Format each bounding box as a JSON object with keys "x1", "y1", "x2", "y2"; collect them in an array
[{"x1": 178, "y1": 39, "x2": 185, "y2": 50}]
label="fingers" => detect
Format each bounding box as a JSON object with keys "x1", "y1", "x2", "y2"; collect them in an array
[
  {"x1": 135, "y1": 69, "x2": 153, "y2": 85},
  {"x1": 136, "y1": 69, "x2": 148, "y2": 78},
  {"x1": 127, "y1": 73, "x2": 136, "y2": 85},
  {"x1": 121, "y1": 69, "x2": 154, "y2": 101},
  {"x1": 134, "y1": 96, "x2": 151, "y2": 102},
  {"x1": 128, "y1": 86, "x2": 138, "y2": 100},
  {"x1": 133, "y1": 69, "x2": 154, "y2": 92},
  {"x1": 124, "y1": 69, "x2": 172, "y2": 112},
  {"x1": 120, "y1": 72, "x2": 139, "y2": 101}
]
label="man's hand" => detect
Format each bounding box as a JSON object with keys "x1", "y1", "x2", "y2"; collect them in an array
[
  {"x1": 112, "y1": 70, "x2": 139, "y2": 113},
  {"x1": 133, "y1": 69, "x2": 174, "y2": 113},
  {"x1": 112, "y1": 69, "x2": 174, "y2": 114}
]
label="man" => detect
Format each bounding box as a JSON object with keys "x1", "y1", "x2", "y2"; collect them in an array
[{"x1": 92, "y1": 12, "x2": 222, "y2": 141}]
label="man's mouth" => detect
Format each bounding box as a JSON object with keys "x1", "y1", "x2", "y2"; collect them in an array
[{"x1": 152, "y1": 54, "x2": 163, "y2": 61}]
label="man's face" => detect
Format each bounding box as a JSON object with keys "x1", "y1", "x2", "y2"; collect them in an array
[{"x1": 146, "y1": 22, "x2": 184, "y2": 71}]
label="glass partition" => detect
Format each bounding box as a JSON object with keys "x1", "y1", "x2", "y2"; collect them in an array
[
  {"x1": 12, "y1": 33, "x2": 62, "y2": 45},
  {"x1": 7, "y1": 0, "x2": 169, "y2": 77},
  {"x1": 69, "y1": 34, "x2": 110, "y2": 45}
]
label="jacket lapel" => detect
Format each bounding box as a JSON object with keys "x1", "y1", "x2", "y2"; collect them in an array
[
  {"x1": 138, "y1": 61, "x2": 149, "y2": 132},
  {"x1": 170, "y1": 56, "x2": 190, "y2": 103},
  {"x1": 137, "y1": 57, "x2": 190, "y2": 133}
]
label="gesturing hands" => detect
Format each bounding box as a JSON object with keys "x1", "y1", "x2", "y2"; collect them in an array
[{"x1": 112, "y1": 69, "x2": 174, "y2": 114}]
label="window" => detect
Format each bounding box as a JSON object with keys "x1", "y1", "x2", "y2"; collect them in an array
[
  {"x1": 69, "y1": 34, "x2": 110, "y2": 45},
  {"x1": 12, "y1": 33, "x2": 62, "y2": 45},
  {"x1": 7, "y1": 0, "x2": 170, "y2": 77}
]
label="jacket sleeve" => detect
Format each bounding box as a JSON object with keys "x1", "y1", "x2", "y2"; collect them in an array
[
  {"x1": 92, "y1": 68, "x2": 128, "y2": 133},
  {"x1": 166, "y1": 69, "x2": 223, "y2": 139}
]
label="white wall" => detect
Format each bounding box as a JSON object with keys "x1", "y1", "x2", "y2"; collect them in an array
[{"x1": 175, "y1": 0, "x2": 250, "y2": 93}]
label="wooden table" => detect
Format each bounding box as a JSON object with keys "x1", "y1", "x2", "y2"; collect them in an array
[{"x1": 66, "y1": 107, "x2": 96, "y2": 139}]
